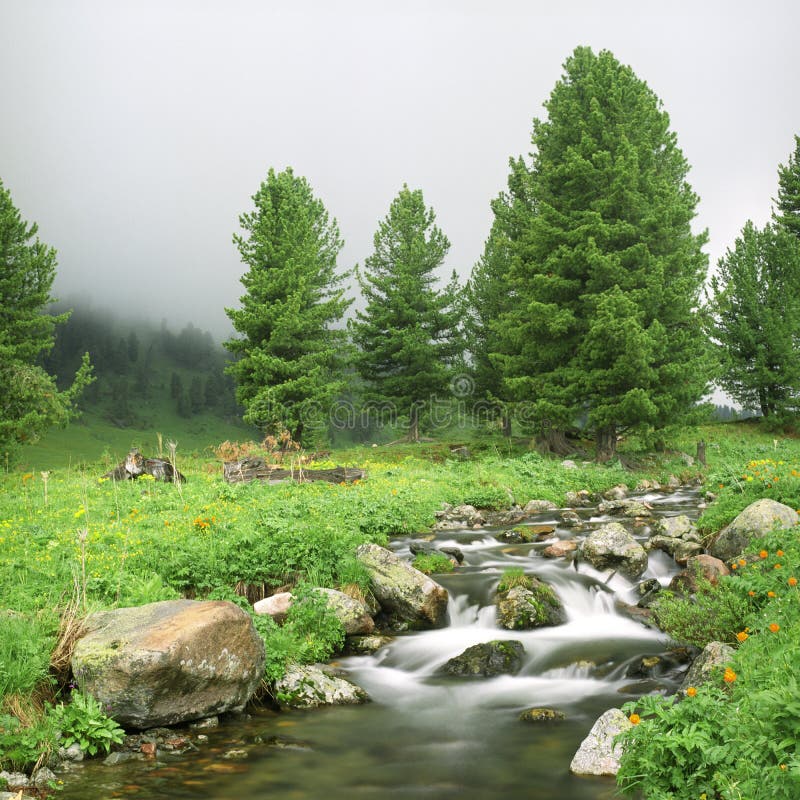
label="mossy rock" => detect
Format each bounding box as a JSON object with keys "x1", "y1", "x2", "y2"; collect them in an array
[
  {"x1": 496, "y1": 579, "x2": 566, "y2": 630},
  {"x1": 440, "y1": 640, "x2": 524, "y2": 677}
]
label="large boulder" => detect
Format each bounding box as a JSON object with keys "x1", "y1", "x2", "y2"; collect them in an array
[
  {"x1": 253, "y1": 591, "x2": 294, "y2": 623},
  {"x1": 496, "y1": 582, "x2": 566, "y2": 630},
  {"x1": 569, "y1": 708, "x2": 632, "y2": 776},
  {"x1": 440, "y1": 640, "x2": 524, "y2": 678},
  {"x1": 356, "y1": 543, "x2": 449, "y2": 628},
  {"x1": 274, "y1": 664, "x2": 368, "y2": 709},
  {"x1": 581, "y1": 523, "x2": 648, "y2": 578},
  {"x1": 71, "y1": 600, "x2": 265, "y2": 729},
  {"x1": 709, "y1": 499, "x2": 799, "y2": 562}
]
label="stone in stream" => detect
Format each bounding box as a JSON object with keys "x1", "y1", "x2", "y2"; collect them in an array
[
  {"x1": 313, "y1": 588, "x2": 375, "y2": 635},
  {"x1": 496, "y1": 581, "x2": 566, "y2": 630},
  {"x1": 355, "y1": 543, "x2": 449, "y2": 628},
  {"x1": 440, "y1": 640, "x2": 525, "y2": 678},
  {"x1": 647, "y1": 514, "x2": 703, "y2": 565},
  {"x1": 518, "y1": 707, "x2": 566, "y2": 723},
  {"x1": 71, "y1": 600, "x2": 265, "y2": 729},
  {"x1": 669, "y1": 554, "x2": 730, "y2": 593},
  {"x1": 274, "y1": 664, "x2": 369, "y2": 709},
  {"x1": 708, "y1": 498, "x2": 799, "y2": 562},
  {"x1": 581, "y1": 522, "x2": 648, "y2": 578},
  {"x1": 542, "y1": 540, "x2": 578, "y2": 559},
  {"x1": 522, "y1": 499, "x2": 558, "y2": 514},
  {"x1": 569, "y1": 708, "x2": 632, "y2": 776}
]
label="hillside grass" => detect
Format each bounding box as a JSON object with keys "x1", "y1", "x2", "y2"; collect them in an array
[{"x1": 3, "y1": 418, "x2": 800, "y2": 777}]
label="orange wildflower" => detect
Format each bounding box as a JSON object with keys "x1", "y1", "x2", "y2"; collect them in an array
[
  {"x1": 769, "y1": 623, "x2": 780, "y2": 633},
  {"x1": 723, "y1": 668, "x2": 737, "y2": 684},
  {"x1": 738, "y1": 558, "x2": 747, "y2": 567},
  {"x1": 629, "y1": 713, "x2": 640, "y2": 725},
  {"x1": 736, "y1": 631, "x2": 749, "y2": 642},
  {"x1": 760, "y1": 550, "x2": 769, "y2": 559},
  {"x1": 789, "y1": 577, "x2": 797, "y2": 587},
  {"x1": 768, "y1": 591, "x2": 777, "y2": 598},
  {"x1": 777, "y1": 550, "x2": 785, "y2": 557},
  {"x1": 748, "y1": 590, "x2": 756, "y2": 597},
  {"x1": 686, "y1": 686, "x2": 697, "y2": 697}
]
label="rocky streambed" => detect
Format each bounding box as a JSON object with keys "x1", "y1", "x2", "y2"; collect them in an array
[{"x1": 30, "y1": 482, "x2": 733, "y2": 800}]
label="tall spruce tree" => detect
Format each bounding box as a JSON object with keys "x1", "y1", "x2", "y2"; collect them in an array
[
  {"x1": 496, "y1": 47, "x2": 709, "y2": 460},
  {"x1": 706, "y1": 221, "x2": 800, "y2": 417},
  {"x1": 467, "y1": 159, "x2": 534, "y2": 437},
  {"x1": 0, "y1": 178, "x2": 92, "y2": 457},
  {"x1": 351, "y1": 185, "x2": 463, "y2": 441},
  {"x1": 774, "y1": 134, "x2": 800, "y2": 240},
  {"x1": 225, "y1": 168, "x2": 351, "y2": 443}
]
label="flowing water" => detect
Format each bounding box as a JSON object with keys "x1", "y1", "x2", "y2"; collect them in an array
[{"x1": 59, "y1": 489, "x2": 701, "y2": 800}]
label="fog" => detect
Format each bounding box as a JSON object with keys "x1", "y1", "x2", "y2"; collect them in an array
[{"x1": 1, "y1": 0, "x2": 798, "y2": 338}]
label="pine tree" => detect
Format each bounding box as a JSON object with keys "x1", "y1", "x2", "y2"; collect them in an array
[
  {"x1": 774, "y1": 134, "x2": 800, "y2": 240},
  {"x1": 225, "y1": 168, "x2": 351, "y2": 443},
  {"x1": 0, "y1": 178, "x2": 92, "y2": 457},
  {"x1": 351, "y1": 185, "x2": 463, "y2": 441},
  {"x1": 706, "y1": 221, "x2": 800, "y2": 417},
  {"x1": 467, "y1": 159, "x2": 534, "y2": 437},
  {"x1": 496, "y1": 47, "x2": 709, "y2": 460}
]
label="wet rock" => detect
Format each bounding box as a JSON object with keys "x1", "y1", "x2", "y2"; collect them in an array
[
  {"x1": 314, "y1": 588, "x2": 374, "y2": 635},
  {"x1": 542, "y1": 540, "x2": 578, "y2": 559},
  {"x1": 440, "y1": 640, "x2": 524, "y2": 677},
  {"x1": 71, "y1": 600, "x2": 265, "y2": 729},
  {"x1": 0, "y1": 774, "x2": 29, "y2": 793},
  {"x1": 677, "y1": 641, "x2": 735, "y2": 696},
  {"x1": 564, "y1": 490, "x2": 593, "y2": 507},
  {"x1": 356, "y1": 543, "x2": 449, "y2": 628},
  {"x1": 560, "y1": 510, "x2": 584, "y2": 529},
  {"x1": 496, "y1": 582, "x2": 566, "y2": 630},
  {"x1": 581, "y1": 523, "x2": 648, "y2": 578},
  {"x1": 523, "y1": 499, "x2": 558, "y2": 514},
  {"x1": 519, "y1": 707, "x2": 566, "y2": 722},
  {"x1": 597, "y1": 498, "x2": 653, "y2": 518},
  {"x1": 274, "y1": 664, "x2": 369, "y2": 709},
  {"x1": 635, "y1": 479, "x2": 660, "y2": 491},
  {"x1": 626, "y1": 655, "x2": 662, "y2": 678},
  {"x1": 189, "y1": 716, "x2": 219, "y2": 729},
  {"x1": 433, "y1": 504, "x2": 486, "y2": 529},
  {"x1": 32, "y1": 767, "x2": 57, "y2": 791},
  {"x1": 252, "y1": 591, "x2": 294, "y2": 623},
  {"x1": 603, "y1": 485, "x2": 629, "y2": 501},
  {"x1": 103, "y1": 751, "x2": 136, "y2": 765},
  {"x1": 440, "y1": 546, "x2": 464, "y2": 564},
  {"x1": 487, "y1": 507, "x2": 527, "y2": 525},
  {"x1": 635, "y1": 578, "x2": 662, "y2": 608},
  {"x1": 615, "y1": 601, "x2": 655, "y2": 627},
  {"x1": 670, "y1": 554, "x2": 731, "y2": 593},
  {"x1": 58, "y1": 742, "x2": 84, "y2": 762},
  {"x1": 409, "y1": 542, "x2": 463, "y2": 564},
  {"x1": 222, "y1": 749, "x2": 249, "y2": 760},
  {"x1": 343, "y1": 634, "x2": 393, "y2": 655},
  {"x1": 709, "y1": 499, "x2": 799, "y2": 562},
  {"x1": 666, "y1": 475, "x2": 681, "y2": 489},
  {"x1": 652, "y1": 514, "x2": 697, "y2": 539},
  {"x1": 569, "y1": 708, "x2": 631, "y2": 776}
]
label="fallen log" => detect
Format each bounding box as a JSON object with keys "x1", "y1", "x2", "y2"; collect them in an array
[
  {"x1": 103, "y1": 449, "x2": 186, "y2": 483},
  {"x1": 223, "y1": 456, "x2": 364, "y2": 485}
]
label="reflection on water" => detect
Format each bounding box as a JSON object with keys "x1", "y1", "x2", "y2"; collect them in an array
[{"x1": 60, "y1": 491, "x2": 700, "y2": 799}]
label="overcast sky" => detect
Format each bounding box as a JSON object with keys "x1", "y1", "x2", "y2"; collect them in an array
[{"x1": 1, "y1": 0, "x2": 798, "y2": 338}]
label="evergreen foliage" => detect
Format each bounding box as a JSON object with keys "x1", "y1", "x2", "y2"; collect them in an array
[
  {"x1": 225, "y1": 168, "x2": 351, "y2": 443},
  {"x1": 0, "y1": 178, "x2": 92, "y2": 458},
  {"x1": 351, "y1": 185, "x2": 464, "y2": 440},
  {"x1": 467, "y1": 159, "x2": 534, "y2": 435},
  {"x1": 774, "y1": 134, "x2": 800, "y2": 240},
  {"x1": 493, "y1": 47, "x2": 709, "y2": 460},
  {"x1": 706, "y1": 221, "x2": 800, "y2": 417}
]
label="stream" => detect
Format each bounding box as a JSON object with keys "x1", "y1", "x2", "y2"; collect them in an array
[{"x1": 59, "y1": 488, "x2": 702, "y2": 800}]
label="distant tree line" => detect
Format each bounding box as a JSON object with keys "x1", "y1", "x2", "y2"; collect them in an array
[{"x1": 4, "y1": 45, "x2": 800, "y2": 460}]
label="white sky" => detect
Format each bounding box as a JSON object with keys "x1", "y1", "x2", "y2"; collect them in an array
[{"x1": 1, "y1": 0, "x2": 798, "y2": 337}]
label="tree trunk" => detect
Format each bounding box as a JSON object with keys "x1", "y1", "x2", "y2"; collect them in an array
[
  {"x1": 501, "y1": 413, "x2": 512, "y2": 438},
  {"x1": 535, "y1": 427, "x2": 573, "y2": 456},
  {"x1": 408, "y1": 404, "x2": 420, "y2": 443},
  {"x1": 696, "y1": 439, "x2": 707, "y2": 467},
  {"x1": 596, "y1": 425, "x2": 617, "y2": 463}
]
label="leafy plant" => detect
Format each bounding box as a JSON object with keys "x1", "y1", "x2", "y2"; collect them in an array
[
  {"x1": 412, "y1": 552, "x2": 454, "y2": 575},
  {"x1": 51, "y1": 691, "x2": 125, "y2": 756},
  {"x1": 497, "y1": 567, "x2": 533, "y2": 594},
  {"x1": 0, "y1": 712, "x2": 57, "y2": 771}
]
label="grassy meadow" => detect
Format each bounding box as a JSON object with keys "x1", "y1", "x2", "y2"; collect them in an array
[{"x1": 3, "y1": 419, "x2": 800, "y2": 787}]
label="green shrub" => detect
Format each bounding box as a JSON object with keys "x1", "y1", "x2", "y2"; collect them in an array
[
  {"x1": 0, "y1": 713, "x2": 57, "y2": 772},
  {"x1": 51, "y1": 691, "x2": 125, "y2": 756},
  {"x1": 412, "y1": 553, "x2": 454, "y2": 575}
]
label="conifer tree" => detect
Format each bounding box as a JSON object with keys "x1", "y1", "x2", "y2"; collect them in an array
[
  {"x1": 351, "y1": 185, "x2": 463, "y2": 441},
  {"x1": 774, "y1": 134, "x2": 800, "y2": 240},
  {"x1": 0, "y1": 178, "x2": 92, "y2": 457},
  {"x1": 496, "y1": 47, "x2": 709, "y2": 460},
  {"x1": 225, "y1": 168, "x2": 351, "y2": 443},
  {"x1": 706, "y1": 221, "x2": 800, "y2": 417}
]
